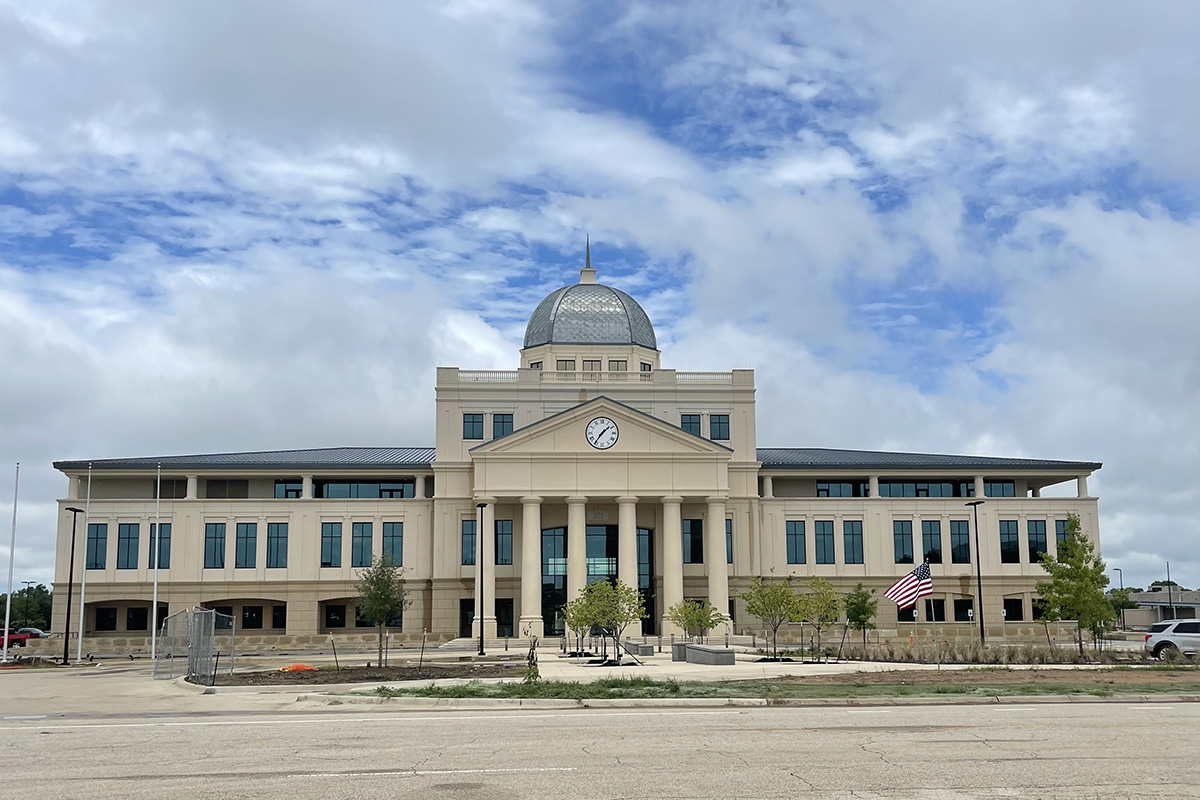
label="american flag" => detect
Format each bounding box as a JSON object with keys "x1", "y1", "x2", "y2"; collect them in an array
[{"x1": 884, "y1": 562, "x2": 933, "y2": 609}]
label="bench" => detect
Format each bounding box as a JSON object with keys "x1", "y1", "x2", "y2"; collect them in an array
[
  {"x1": 671, "y1": 641, "x2": 690, "y2": 662},
  {"x1": 622, "y1": 640, "x2": 655, "y2": 657},
  {"x1": 685, "y1": 643, "x2": 736, "y2": 665}
]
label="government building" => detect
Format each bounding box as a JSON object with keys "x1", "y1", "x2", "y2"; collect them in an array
[{"x1": 51, "y1": 257, "x2": 1102, "y2": 647}]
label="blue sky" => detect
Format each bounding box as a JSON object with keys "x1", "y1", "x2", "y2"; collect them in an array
[{"x1": 0, "y1": 0, "x2": 1197, "y2": 592}]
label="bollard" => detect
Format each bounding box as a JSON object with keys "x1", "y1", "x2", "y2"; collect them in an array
[
  {"x1": 725, "y1": 633, "x2": 729, "y2": 647},
  {"x1": 505, "y1": 637, "x2": 509, "y2": 652},
  {"x1": 658, "y1": 635, "x2": 662, "y2": 654}
]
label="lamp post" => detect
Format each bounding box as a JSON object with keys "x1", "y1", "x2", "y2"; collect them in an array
[
  {"x1": 63, "y1": 507, "x2": 85, "y2": 665},
  {"x1": 20, "y1": 580, "x2": 34, "y2": 628},
  {"x1": 966, "y1": 500, "x2": 986, "y2": 647},
  {"x1": 1113, "y1": 567, "x2": 1125, "y2": 631},
  {"x1": 476, "y1": 501, "x2": 487, "y2": 657}
]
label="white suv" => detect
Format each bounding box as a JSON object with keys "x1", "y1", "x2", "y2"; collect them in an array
[{"x1": 1144, "y1": 620, "x2": 1200, "y2": 658}]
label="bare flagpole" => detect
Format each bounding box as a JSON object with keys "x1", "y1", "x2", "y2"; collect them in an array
[
  {"x1": 151, "y1": 462, "x2": 162, "y2": 659},
  {"x1": 2, "y1": 463, "x2": 19, "y2": 663},
  {"x1": 76, "y1": 463, "x2": 92, "y2": 662}
]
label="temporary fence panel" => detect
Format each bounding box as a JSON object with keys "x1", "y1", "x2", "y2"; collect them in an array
[
  {"x1": 188, "y1": 607, "x2": 235, "y2": 686},
  {"x1": 152, "y1": 609, "x2": 190, "y2": 680}
]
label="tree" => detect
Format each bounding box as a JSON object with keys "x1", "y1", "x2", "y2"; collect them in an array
[
  {"x1": 355, "y1": 554, "x2": 411, "y2": 667},
  {"x1": 1035, "y1": 514, "x2": 1115, "y2": 656},
  {"x1": 663, "y1": 598, "x2": 725, "y2": 641},
  {"x1": 561, "y1": 594, "x2": 593, "y2": 655},
  {"x1": 737, "y1": 576, "x2": 802, "y2": 659},
  {"x1": 579, "y1": 580, "x2": 645, "y2": 665},
  {"x1": 798, "y1": 577, "x2": 841, "y2": 659},
  {"x1": 1106, "y1": 588, "x2": 1137, "y2": 629},
  {"x1": 0, "y1": 584, "x2": 52, "y2": 629},
  {"x1": 844, "y1": 583, "x2": 878, "y2": 650}
]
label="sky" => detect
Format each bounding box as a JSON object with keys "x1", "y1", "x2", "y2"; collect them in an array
[{"x1": 0, "y1": 0, "x2": 1196, "y2": 594}]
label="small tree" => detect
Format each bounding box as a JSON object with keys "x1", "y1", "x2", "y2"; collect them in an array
[
  {"x1": 1107, "y1": 587, "x2": 1136, "y2": 630},
  {"x1": 355, "y1": 554, "x2": 411, "y2": 666},
  {"x1": 738, "y1": 576, "x2": 802, "y2": 659},
  {"x1": 1036, "y1": 513, "x2": 1115, "y2": 656},
  {"x1": 799, "y1": 577, "x2": 841, "y2": 659},
  {"x1": 844, "y1": 583, "x2": 878, "y2": 650},
  {"x1": 561, "y1": 594, "x2": 594, "y2": 656},
  {"x1": 663, "y1": 599, "x2": 725, "y2": 641},
  {"x1": 580, "y1": 580, "x2": 645, "y2": 664}
]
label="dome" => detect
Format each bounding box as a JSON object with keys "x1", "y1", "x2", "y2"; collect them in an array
[{"x1": 523, "y1": 272, "x2": 657, "y2": 349}]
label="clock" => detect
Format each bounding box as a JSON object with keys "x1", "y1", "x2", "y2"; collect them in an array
[{"x1": 585, "y1": 417, "x2": 619, "y2": 450}]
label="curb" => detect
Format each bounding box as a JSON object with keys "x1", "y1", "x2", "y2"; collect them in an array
[{"x1": 172, "y1": 676, "x2": 215, "y2": 695}]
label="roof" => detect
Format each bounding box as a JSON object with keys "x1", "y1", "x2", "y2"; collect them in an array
[
  {"x1": 755, "y1": 447, "x2": 1101, "y2": 471},
  {"x1": 53, "y1": 447, "x2": 436, "y2": 471},
  {"x1": 523, "y1": 282, "x2": 657, "y2": 349}
]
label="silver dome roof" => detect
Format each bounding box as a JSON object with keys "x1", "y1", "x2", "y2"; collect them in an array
[{"x1": 523, "y1": 282, "x2": 657, "y2": 349}]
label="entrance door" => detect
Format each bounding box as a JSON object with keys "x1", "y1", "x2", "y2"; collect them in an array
[
  {"x1": 638, "y1": 527, "x2": 656, "y2": 635},
  {"x1": 496, "y1": 598, "x2": 514, "y2": 638},
  {"x1": 459, "y1": 599, "x2": 474, "y2": 638}
]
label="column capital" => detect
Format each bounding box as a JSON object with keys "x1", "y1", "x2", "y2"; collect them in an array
[
  {"x1": 566, "y1": 495, "x2": 588, "y2": 506},
  {"x1": 661, "y1": 495, "x2": 684, "y2": 505},
  {"x1": 521, "y1": 495, "x2": 543, "y2": 506},
  {"x1": 473, "y1": 496, "x2": 497, "y2": 506},
  {"x1": 616, "y1": 495, "x2": 638, "y2": 506},
  {"x1": 705, "y1": 495, "x2": 729, "y2": 505}
]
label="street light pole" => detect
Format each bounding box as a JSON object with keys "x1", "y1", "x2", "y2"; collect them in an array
[
  {"x1": 20, "y1": 580, "x2": 34, "y2": 628},
  {"x1": 63, "y1": 507, "x2": 85, "y2": 664},
  {"x1": 476, "y1": 502, "x2": 487, "y2": 657},
  {"x1": 966, "y1": 500, "x2": 986, "y2": 647},
  {"x1": 1113, "y1": 567, "x2": 1125, "y2": 630}
]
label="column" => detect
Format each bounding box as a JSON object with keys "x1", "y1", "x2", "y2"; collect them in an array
[
  {"x1": 186, "y1": 475, "x2": 198, "y2": 500},
  {"x1": 519, "y1": 497, "x2": 543, "y2": 638},
  {"x1": 1031, "y1": 485, "x2": 1041, "y2": 498},
  {"x1": 415, "y1": 475, "x2": 426, "y2": 499},
  {"x1": 68, "y1": 476, "x2": 81, "y2": 499},
  {"x1": 1077, "y1": 475, "x2": 1088, "y2": 498},
  {"x1": 761, "y1": 475, "x2": 773, "y2": 499},
  {"x1": 869, "y1": 475, "x2": 879, "y2": 498},
  {"x1": 566, "y1": 497, "x2": 587, "y2": 603},
  {"x1": 617, "y1": 496, "x2": 641, "y2": 639},
  {"x1": 705, "y1": 497, "x2": 730, "y2": 636},
  {"x1": 473, "y1": 499, "x2": 497, "y2": 639},
  {"x1": 301, "y1": 475, "x2": 313, "y2": 500},
  {"x1": 974, "y1": 475, "x2": 986, "y2": 499},
  {"x1": 660, "y1": 496, "x2": 684, "y2": 636}
]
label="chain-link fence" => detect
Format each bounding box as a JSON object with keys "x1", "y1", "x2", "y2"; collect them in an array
[
  {"x1": 152, "y1": 607, "x2": 236, "y2": 685},
  {"x1": 152, "y1": 609, "x2": 190, "y2": 680}
]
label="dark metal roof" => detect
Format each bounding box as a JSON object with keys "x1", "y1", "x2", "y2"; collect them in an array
[
  {"x1": 53, "y1": 447, "x2": 436, "y2": 471},
  {"x1": 756, "y1": 447, "x2": 1101, "y2": 471}
]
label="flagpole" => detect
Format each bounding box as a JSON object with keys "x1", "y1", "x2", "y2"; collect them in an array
[
  {"x1": 151, "y1": 462, "x2": 161, "y2": 659},
  {"x1": 76, "y1": 463, "x2": 92, "y2": 662},
  {"x1": 2, "y1": 463, "x2": 18, "y2": 664}
]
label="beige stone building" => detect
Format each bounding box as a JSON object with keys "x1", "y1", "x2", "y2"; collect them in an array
[{"x1": 51, "y1": 260, "x2": 1102, "y2": 646}]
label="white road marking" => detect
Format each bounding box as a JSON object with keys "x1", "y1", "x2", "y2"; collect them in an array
[
  {"x1": 994, "y1": 707, "x2": 1037, "y2": 712},
  {"x1": 2, "y1": 715, "x2": 47, "y2": 720},
  {"x1": 292, "y1": 767, "x2": 576, "y2": 779},
  {"x1": 847, "y1": 709, "x2": 892, "y2": 714}
]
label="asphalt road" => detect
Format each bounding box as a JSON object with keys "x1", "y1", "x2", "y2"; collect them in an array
[{"x1": 2, "y1": 702, "x2": 1196, "y2": 799}]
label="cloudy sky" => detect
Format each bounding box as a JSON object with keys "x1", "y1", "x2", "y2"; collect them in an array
[{"x1": 1, "y1": 1, "x2": 1196, "y2": 593}]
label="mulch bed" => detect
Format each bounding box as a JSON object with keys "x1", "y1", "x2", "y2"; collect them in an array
[{"x1": 214, "y1": 661, "x2": 522, "y2": 686}]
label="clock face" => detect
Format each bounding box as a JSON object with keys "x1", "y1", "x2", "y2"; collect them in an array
[{"x1": 585, "y1": 417, "x2": 619, "y2": 450}]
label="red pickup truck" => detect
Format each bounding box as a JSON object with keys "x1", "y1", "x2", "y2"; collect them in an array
[{"x1": 1, "y1": 629, "x2": 32, "y2": 648}]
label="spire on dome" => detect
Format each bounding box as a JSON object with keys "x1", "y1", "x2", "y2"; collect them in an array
[{"x1": 580, "y1": 235, "x2": 597, "y2": 284}]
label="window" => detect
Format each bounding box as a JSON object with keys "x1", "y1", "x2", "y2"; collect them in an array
[
  {"x1": 463, "y1": 413, "x2": 484, "y2": 440},
  {"x1": 235, "y1": 522, "x2": 257, "y2": 569},
  {"x1": 923, "y1": 598, "x2": 946, "y2": 623},
  {"x1": 95, "y1": 607, "x2": 117, "y2": 631},
  {"x1": 242, "y1": 606, "x2": 263, "y2": 630},
  {"x1": 921, "y1": 520, "x2": 942, "y2": 564},
  {"x1": 126, "y1": 607, "x2": 148, "y2": 631},
  {"x1": 953, "y1": 598, "x2": 974, "y2": 622},
  {"x1": 950, "y1": 520, "x2": 971, "y2": 564},
  {"x1": 725, "y1": 518, "x2": 733, "y2": 565},
  {"x1": 314, "y1": 479, "x2": 415, "y2": 498},
  {"x1": 709, "y1": 414, "x2": 730, "y2": 440},
  {"x1": 1003, "y1": 598, "x2": 1024, "y2": 622},
  {"x1": 355, "y1": 605, "x2": 375, "y2": 628},
  {"x1": 843, "y1": 520, "x2": 864, "y2": 565},
  {"x1": 1055, "y1": 519, "x2": 1070, "y2": 546},
  {"x1": 817, "y1": 482, "x2": 869, "y2": 498},
  {"x1": 461, "y1": 519, "x2": 476, "y2": 565},
  {"x1": 682, "y1": 519, "x2": 703, "y2": 564},
  {"x1": 86, "y1": 523, "x2": 107, "y2": 569},
  {"x1": 877, "y1": 480, "x2": 975, "y2": 498},
  {"x1": 781, "y1": 520, "x2": 803, "y2": 564},
  {"x1": 320, "y1": 522, "x2": 342, "y2": 568},
  {"x1": 272, "y1": 605, "x2": 287, "y2": 629},
  {"x1": 999, "y1": 520, "x2": 1020, "y2": 563},
  {"x1": 206, "y1": 479, "x2": 248, "y2": 499},
  {"x1": 529, "y1": 361, "x2": 542, "y2": 370},
  {"x1": 204, "y1": 523, "x2": 226, "y2": 569},
  {"x1": 352, "y1": 522, "x2": 373, "y2": 568},
  {"x1": 640, "y1": 362, "x2": 652, "y2": 372},
  {"x1": 493, "y1": 413, "x2": 513, "y2": 439},
  {"x1": 382, "y1": 522, "x2": 403, "y2": 565},
  {"x1": 116, "y1": 523, "x2": 139, "y2": 570},
  {"x1": 582, "y1": 359, "x2": 601, "y2": 371},
  {"x1": 324, "y1": 604, "x2": 346, "y2": 629},
  {"x1": 494, "y1": 519, "x2": 513, "y2": 565},
  {"x1": 274, "y1": 480, "x2": 303, "y2": 499},
  {"x1": 893, "y1": 520, "x2": 914, "y2": 564},
  {"x1": 213, "y1": 605, "x2": 233, "y2": 619},
  {"x1": 985, "y1": 480, "x2": 1016, "y2": 497},
  {"x1": 267, "y1": 523, "x2": 288, "y2": 568},
  {"x1": 153, "y1": 479, "x2": 187, "y2": 499},
  {"x1": 897, "y1": 606, "x2": 916, "y2": 623},
  {"x1": 1028, "y1": 520, "x2": 1047, "y2": 563},
  {"x1": 608, "y1": 360, "x2": 626, "y2": 372},
  {"x1": 148, "y1": 523, "x2": 171, "y2": 569},
  {"x1": 815, "y1": 520, "x2": 835, "y2": 564},
  {"x1": 556, "y1": 360, "x2": 575, "y2": 371},
  {"x1": 1033, "y1": 599, "x2": 1049, "y2": 621},
  {"x1": 680, "y1": 414, "x2": 701, "y2": 436}
]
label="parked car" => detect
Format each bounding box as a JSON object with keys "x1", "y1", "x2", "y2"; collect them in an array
[
  {"x1": 17, "y1": 627, "x2": 48, "y2": 639},
  {"x1": 1, "y1": 629, "x2": 32, "y2": 648},
  {"x1": 1144, "y1": 619, "x2": 1200, "y2": 658}
]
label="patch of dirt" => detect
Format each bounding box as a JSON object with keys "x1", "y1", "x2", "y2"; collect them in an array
[
  {"x1": 215, "y1": 660, "x2": 522, "y2": 686},
  {"x1": 770, "y1": 667, "x2": 1200, "y2": 688}
]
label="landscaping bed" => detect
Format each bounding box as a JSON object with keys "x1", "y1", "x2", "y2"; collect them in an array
[{"x1": 213, "y1": 660, "x2": 521, "y2": 686}]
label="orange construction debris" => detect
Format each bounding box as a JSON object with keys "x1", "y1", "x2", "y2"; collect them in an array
[{"x1": 279, "y1": 663, "x2": 319, "y2": 672}]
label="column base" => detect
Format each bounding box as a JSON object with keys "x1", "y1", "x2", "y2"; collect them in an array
[
  {"x1": 518, "y1": 616, "x2": 544, "y2": 640},
  {"x1": 472, "y1": 616, "x2": 498, "y2": 640}
]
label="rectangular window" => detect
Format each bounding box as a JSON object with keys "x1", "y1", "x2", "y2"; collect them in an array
[
  {"x1": 313, "y1": 479, "x2": 415, "y2": 499},
  {"x1": 1003, "y1": 598, "x2": 1025, "y2": 622},
  {"x1": 709, "y1": 414, "x2": 730, "y2": 440},
  {"x1": 86, "y1": 523, "x2": 108, "y2": 569},
  {"x1": 242, "y1": 605, "x2": 263, "y2": 630},
  {"x1": 494, "y1": 519, "x2": 513, "y2": 565},
  {"x1": 680, "y1": 414, "x2": 701, "y2": 436},
  {"x1": 921, "y1": 520, "x2": 942, "y2": 564},
  {"x1": 267, "y1": 523, "x2": 288, "y2": 568},
  {"x1": 274, "y1": 480, "x2": 303, "y2": 499},
  {"x1": 95, "y1": 607, "x2": 117, "y2": 631},
  {"x1": 462, "y1": 413, "x2": 484, "y2": 440},
  {"x1": 843, "y1": 520, "x2": 864, "y2": 565},
  {"x1": 116, "y1": 523, "x2": 139, "y2": 570},
  {"x1": 272, "y1": 605, "x2": 287, "y2": 629},
  {"x1": 461, "y1": 519, "x2": 476, "y2": 565},
  {"x1": 204, "y1": 523, "x2": 226, "y2": 569},
  {"x1": 893, "y1": 520, "x2": 914, "y2": 564},
  {"x1": 725, "y1": 518, "x2": 733, "y2": 565},
  {"x1": 382, "y1": 522, "x2": 403, "y2": 565},
  {"x1": 126, "y1": 607, "x2": 148, "y2": 631},
  {"x1": 1055, "y1": 519, "x2": 1070, "y2": 546},
  {"x1": 352, "y1": 522, "x2": 373, "y2": 568},
  {"x1": 1032, "y1": 598, "x2": 1049, "y2": 621},
  {"x1": 529, "y1": 361, "x2": 542, "y2": 370},
  {"x1": 582, "y1": 359, "x2": 601, "y2": 371},
  {"x1": 817, "y1": 482, "x2": 869, "y2": 498},
  {"x1": 985, "y1": 480, "x2": 1016, "y2": 498},
  {"x1": 923, "y1": 598, "x2": 947, "y2": 623},
  {"x1": 682, "y1": 519, "x2": 704, "y2": 564},
  {"x1": 556, "y1": 359, "x2": 575, "y2": 371},
  {"x1": 814, "y1": 520, "x2": 835, "y2": 564},
  {"x1": 1028, "y1": 519, "x2": 1047, "y2": 563},
  {"x1": 953, "y1": 598, "x2": 974, "y2": 622},
  {"x1": 950, "y1": 520, "x2": 971, "y2": 563},
  {"x1": 324, "y1": 604, "x2": 346, "y2": 629},
  {"x1": 206, "y1": 479, "x2": 248, "y2": 499},
  {"x1": 897, "y1": 606, "x2": 916, "y2": 623},
  {"x1": 640, "y1": 362, "x2": 652, "y2": 372},
  {"x1": 148, "y1": 523, "x2": 171, "y2": 569},
  {"x1": 492, "y1": 413, "x2": 513, "y2": 439},
  {"x1": 786, "y1": 520, "x2": 806, "y2": 564},
  {"x1": 235, "y1": 522, "x2": 257, "y2": 569},
  {"x1": 999, "y1": 520, "x2": 1020, "y2": 563},
  {"x1": 153, "y1": 479, "x2": 187, "y2": 499},
  {"x1": 320, "y1": 522, "x2": 342, "y2": 568},
  {"x1": 608, "y1": 360, "x2": 627, "y2": 372},
  {"x1": 878, "y1": 481, "x2": 975, "y2": 498}
]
